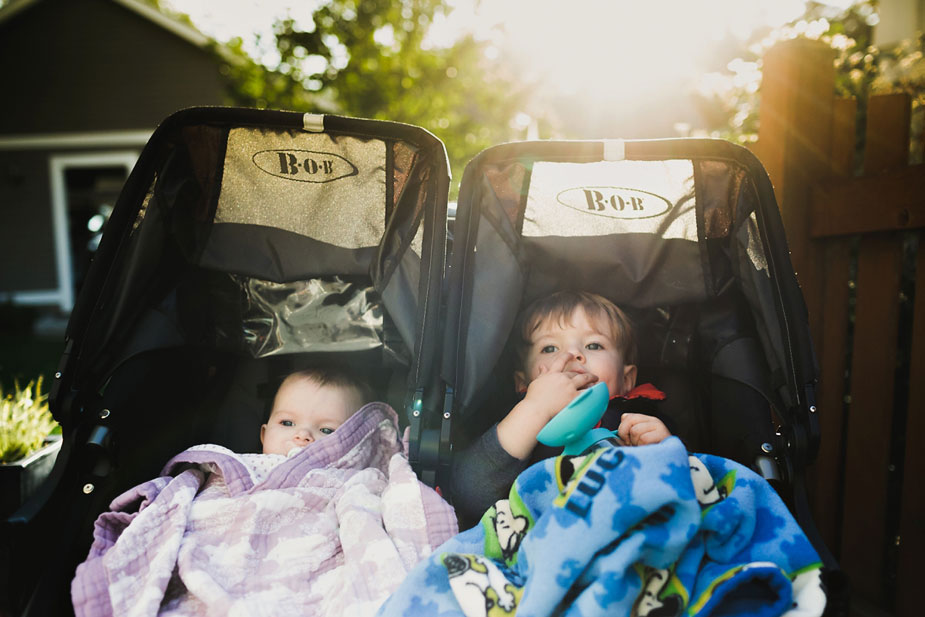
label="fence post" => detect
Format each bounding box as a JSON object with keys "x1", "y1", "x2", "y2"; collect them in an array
[
  {"x1": 756, "y1": 38, "x2": 836, "y2": 346},
  {"x1": 756, "y1": 36, "x2": 838, "y2": 559}
]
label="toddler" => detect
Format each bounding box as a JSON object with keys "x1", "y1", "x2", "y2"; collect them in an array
[{"x1": 451, "y1": 290, "x2": 672, "y2": 521}]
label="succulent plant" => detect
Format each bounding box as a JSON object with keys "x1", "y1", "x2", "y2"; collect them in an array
[{"x1": 0, "y1": 378, "x2": 59, "y2": 464}]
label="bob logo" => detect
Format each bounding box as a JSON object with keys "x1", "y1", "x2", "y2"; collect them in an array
[
  {"x1": 252, "y1": 149, "x2": 358, "y2": 183},
  {"x1": 556, "y1": 187, "x2": 671, "y2": 219}
]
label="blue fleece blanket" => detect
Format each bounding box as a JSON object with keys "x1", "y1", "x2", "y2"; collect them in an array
[{"x1": 376, "y1": 437, "x2": 826, "y2": 617}]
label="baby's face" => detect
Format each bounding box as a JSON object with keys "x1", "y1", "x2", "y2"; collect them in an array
[
  {"x1": 517, "y1": 306, "x2": 636, "y2": 397},
  {"x1": 260, "y1": 379, "x2": 364, "y2": 455}
]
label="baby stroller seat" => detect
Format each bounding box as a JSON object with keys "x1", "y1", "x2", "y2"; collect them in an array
[
  {"x1": 0, "y1": 107, "x2": 451, "y2": 616},
  {"x1": 2, "y1": 110, "x2": 849, "y2": 616},
  {"x1": 436, "y1": 138, "x2": 846, "y2": 612}
]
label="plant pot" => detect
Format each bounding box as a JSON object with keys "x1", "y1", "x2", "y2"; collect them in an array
[{"x1": 0, "y1": 437, "x2": 61, "y2": 519}]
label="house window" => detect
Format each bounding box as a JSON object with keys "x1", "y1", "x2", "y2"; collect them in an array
[{"x1": 49, "y1": 152, "x2": 138, "y2": 311}]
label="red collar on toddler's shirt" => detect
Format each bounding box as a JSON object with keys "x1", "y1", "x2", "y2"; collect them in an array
[
  {"x1": 609, "y1": 382, "x2": 666, "y2": 401},
  {"x1": 594, "y1": 383, "x2": 666, "y2": 430}
]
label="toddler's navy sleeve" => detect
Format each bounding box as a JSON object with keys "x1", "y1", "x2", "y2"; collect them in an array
[{"x1": 448, "y1": 424, "x2": 528, "y2": 527}]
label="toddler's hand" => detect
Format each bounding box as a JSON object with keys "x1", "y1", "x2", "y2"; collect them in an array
[
  {"x1": 615, "y1": 413, "x2": 671, "y2": 446},
  {"x1": 497, "y1": 352, "x2": 597, "y2": 460},
  {"x1": 524, "y1": 352, "x2": 598, "y2": 422}
]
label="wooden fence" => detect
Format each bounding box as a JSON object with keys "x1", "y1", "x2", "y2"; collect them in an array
[{"x1": 755, "y1": 38, "x2": 924, "y2": 617}]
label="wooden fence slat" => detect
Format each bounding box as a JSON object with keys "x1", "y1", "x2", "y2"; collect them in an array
[
  {"x1": 811, "y1": 96, "x2": 856, "y2": 553},
  {"x1": 829, "y1": 96, "x2": 857, "y2": 176},
  {"x1": 865, "y1": 93, "x2": 913, "y2": 173},
  {"x1": 839, "y1": 92, "x2": 910, "y2": 608},
  {"x1": 840, "y1": 234, "x2": 903, "y2": 604},
  {"x1": 810, "y1": 164, "x2": 925, "y2": 238},
  {"x1": 896, "y1": 232, "x2": 925, "y2": 617},
  {"x1": 812, "y1": 240, "x2": 852, "y2": 552}
]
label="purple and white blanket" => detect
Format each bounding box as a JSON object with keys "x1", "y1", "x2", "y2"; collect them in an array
[{"x1": 71, "y1": 402, "x2": 458, "y2": 617}]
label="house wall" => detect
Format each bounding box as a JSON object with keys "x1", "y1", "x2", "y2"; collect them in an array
[
  {"x1": 0, "y1": 0, "x2": 228, "y2": 134},
  {"x1": 875, "y1": 0, "x2": 925, "y2": 47},
  {"x1": 0, "y1": 150, "x2": 56, "y2": 290},
  {"x1": 0, "y1": 0, "x2": 230, "y2": 308}
]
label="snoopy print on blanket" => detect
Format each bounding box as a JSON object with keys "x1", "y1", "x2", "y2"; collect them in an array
[
  {"x1": 444, "y1": 554, "x2": 521, "y2": 616},
  {"x1": 376, "y1": 437, "x2": 827, "y2": 617}
]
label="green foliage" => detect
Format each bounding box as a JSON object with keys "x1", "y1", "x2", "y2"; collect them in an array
[
  {"x1": 870, "y1": 33, "x2": 925, "y2": 162},
  {"x1": 0, "y1": 379, "x2": 58, "y2": 464},
  {"x1": 213, "y1": 0, "x2": 536, "y2": 196},
  {"x1": 695, "y1": 0, "x2": 924, "y2": 163}
]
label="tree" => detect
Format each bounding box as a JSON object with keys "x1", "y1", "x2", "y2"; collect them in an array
[
  {"x1": 214, "y1": 0, "x2": 539, "y2": 196},
  {"x1": 695, "y1": 0, "x2": 924, "y2": 165}
]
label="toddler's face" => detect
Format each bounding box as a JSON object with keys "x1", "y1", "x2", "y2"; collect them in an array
[
  {"x1": 516, "y1": 306, "x2": 636, "y2": 397},
  {"x1": 261, "y1": 379, "x2": 364, "y2": 455}
]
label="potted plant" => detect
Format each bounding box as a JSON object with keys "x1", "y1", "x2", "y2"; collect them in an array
[{"x1": 0, "y1": 378, "x2": 61, "y2": 518}]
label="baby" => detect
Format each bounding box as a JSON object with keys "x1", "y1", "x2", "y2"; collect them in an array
[
  {"x1": 451, "y1": 290, "x2": 672, "y2": 522},
  {"x1": 261, "y1": 367, "x2": 369, "y2": 455},
  {"x1": 72, "y1": 365, "x2": 461, "y2": 617}
]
